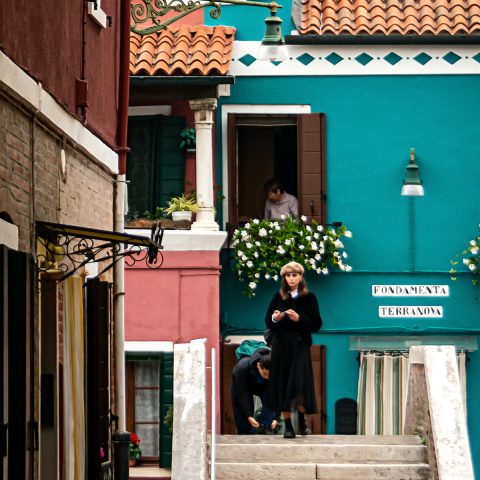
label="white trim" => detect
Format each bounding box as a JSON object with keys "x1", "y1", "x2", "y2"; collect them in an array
[
  {"x1": 0, "y1": 220, "x2": 18, "y2": 250},
  {"x1": 87, "y1": 1, "x2": 107, "y2": 29},
  {"x1": 125, "y1": 228, "x2": 227, "y2": 251},
  {"x1": 225, "y1": 335, "x2": 265, "y2": 344},
  {"x1": 128, "y1": 105, "x2": 172, "y2": 116},
  {"x1": 220, "y1": 104, "x2": 311, "y2": 227},
  {"x1": 125, "y1": 341, "x2": 174, "y2": 352},
  {"x1": 0, "y1": 50, "x2": 118, "y2": 174},
  {"x1": 230, "y1": 42, "x2": 480, "y2": 76}
]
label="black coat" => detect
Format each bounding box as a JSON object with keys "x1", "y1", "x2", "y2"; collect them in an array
[
  {"x1": 264, "y1": 291, "x2": 322, "y2": 413},
  {"x1": 231, "y1": 349, "x2": 270, "y2": 418}
]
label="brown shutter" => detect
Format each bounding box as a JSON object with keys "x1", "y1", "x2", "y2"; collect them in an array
[
  {"x1": 310, "y1": 344, "x2": 327, "y2": 434},
  {"x1": 227, "y1": 113, "x2": 238, "y2": 228},
  {"x1": 297, "y1": 114, "x2": 327, "y2": 224},
  {"x1": 86, "y1": 278, "x2": 111, "y2": 477},
  {"x1": 221, "y1": 343, "x2": 238, "y2": 434}
]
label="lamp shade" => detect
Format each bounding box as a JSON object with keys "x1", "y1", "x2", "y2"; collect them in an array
[
  {"x1": 257, "y1": 7, "x2": 288, "y2": 61},
  {"x1": 401, "y1": 148, "x2": 424, "y2": 196}
]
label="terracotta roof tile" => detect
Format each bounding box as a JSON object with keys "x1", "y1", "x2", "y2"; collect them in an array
[
  {"x1": 130, "y1": 25, "x2": 236, "y2": 76},
  {"x1": 293, "y1": 0, "x2": 480, "y2": 35}
]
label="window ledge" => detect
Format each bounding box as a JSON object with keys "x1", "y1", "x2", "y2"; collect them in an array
[{"x1": 125, "y1": 228, "x2": 227, "y2": 251}]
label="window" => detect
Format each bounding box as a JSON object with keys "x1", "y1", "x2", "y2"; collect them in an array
[
  {"x1": 227, "y1": 113, "x2": 326, "y2": 226},
  {"x1": 127, "y1": 115, "x2": 186, "y2": 216}
]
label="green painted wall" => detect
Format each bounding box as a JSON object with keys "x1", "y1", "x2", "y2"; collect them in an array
[{"x1": 217, "y1": 73, "x2": 480, "y2": 475}]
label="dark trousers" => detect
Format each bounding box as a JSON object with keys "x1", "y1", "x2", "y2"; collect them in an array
[{"x1": 231, "y1": 385, "x2": 276, "y2": 434}]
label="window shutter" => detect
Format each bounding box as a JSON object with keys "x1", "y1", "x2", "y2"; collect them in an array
[
  {"x1": 158, "y1": 352, "x2": 173, "y2": 468},
  {"x1": 227, "y1": 113, "x2": 238, "y2": 227},
  {"x1": 85, "y1": 278, "x2": 110, "y2": 477},
  {"x1": 297, "y1": 114, "x2": 327, "y2": 224}
]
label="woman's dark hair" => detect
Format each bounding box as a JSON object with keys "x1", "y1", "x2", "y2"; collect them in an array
[
  {"x1": 259, "y1": 352, "x2": 271, "y2": 370},
  {"x1": 280, "y1": 273, "x2": 308, "y2": 300}
]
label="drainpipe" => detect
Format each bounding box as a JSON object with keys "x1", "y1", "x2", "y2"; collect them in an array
[{"x1": 113, "y1": 0, "x2": 131, "y2": 436}]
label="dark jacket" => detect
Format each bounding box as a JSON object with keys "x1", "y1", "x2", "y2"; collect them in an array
[{"x1": 231, "y1": 349, "x2": 269, "y2": 418}]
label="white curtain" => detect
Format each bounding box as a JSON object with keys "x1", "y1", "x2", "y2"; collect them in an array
[
  {"x1": 357, "y1": 351, "x2": 467, "y2": 435},
  {"x1": 63, "y1": 276, "x2": 85, "y2": 480}
]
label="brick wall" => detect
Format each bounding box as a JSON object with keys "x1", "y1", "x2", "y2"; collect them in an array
[{"x1": 0, "y1": 93, "x2": 115, "y2": 252}]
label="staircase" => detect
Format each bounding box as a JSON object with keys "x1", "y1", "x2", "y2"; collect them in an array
[{"x1": 211, "y1": 435, "x2": 431, "y2": 480}]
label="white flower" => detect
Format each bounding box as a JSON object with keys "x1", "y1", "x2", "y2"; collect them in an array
[
  {"x1": 237, "y1": 250, "x2": 244, "y2": 257},
  {"x1": 265, "y1": 274, "x2": 271, "y2": 279},
  {"x1": 245, "y1": 223, "x2": 251, "y2": 229},
  {"x1": 275, "y1": 225, "x2": 281, "y2": 231},
  {"x1": 254, "y1": 252, "x2": 259, "y2": 258},
  {"x1": 280, "y1": 214, "x2": 286, "y2": 220},
  {"x1": 471, "y1": 248, "x2": 479, "y2": 255},
  {"x1": 255, "y1": 241, "x2": 261, "y2": 246},
  {"x1": 334, "y1": 239, "x2": 344, "y2": 249},
  {"x1": 301, "y1": 215, "x2": 307, "y2": 222},
  {"x1": 241, "y1": 230, "x2": 248, "y2": 238},
  {"x1": 253, "y1": 219, "x2": 260, "y2": 224},
  {"x1": 317, "y1": 225, "x2": 324, "y2": 232},
  {"x1": 469, "y1": 263, "x2": 477, "y2": 272},
  {"x1": 309, "y1": 258, "x2": 316, "y2": 265},
  {"x1": 342, "y1": 252, "x2": 348, "y2": 258},
  {"x1": 314, "y1": 233, "x2": 320, "y2": 240},
  {"x1": 246, "y1": 242, "x2": 253, "y2": 249},
  {"x1": 233, "y1": 229, "x2": 239, "y2": 236},
  {"x1": 345, "y1": 265, "x2": 352, "y2": 272},
  {"x1": 306, "y1": 226, "x2": 312, "y2": 232},
  {"x1": 315, "y1": 254, "x2": 321, "y2": 261},
  {"x1": 248, "y1": 282, "x2": 257, "y2": 289},
  {"x1": 259, "y1": 228, "x2": 267, "y2": 237},
  {"x1": 246, "y1": 260, "x2": 254, "y2": 268},
  {"x1": 316, "y1": 268, "x2": 321, "y2": 274},
  {"x1": 463, "y1": 258, "x2": 470, "y2": 265},
  {"x1": 273, "y1": 275, "x2": 279, "y2": 281},
  {"x1": 241, "y1": 255, "x2": 248, "y2": 262},
  {"x1": 319, "y1": 248, "x2": 325, "y2": 255},
  {"x1": 470, "y1": 239, "x2": 477, "y2": 247},
  {"x1": 255, "y1": 273, "x2": 260, "y2": 278},
  {"x1": 322, "y1": 268, "x2": 329, "y2": 275},
  {"x1": 306, "y1": 236, "x2": 312, "y2": 241},
  {"x1": 311, "y1": 241, "x2": 318, "y2": 250},
  {"x1": 276, "y1": 246, "x2": 286, "y2": 255},
  {"x1": 333, "y1": 251, "x2": 340, "y2": 258},
  {"x1": 299, "y1": 245, "x2": 305, "y2": 250},
  {"x1": 344, "y1": 230, "x2": 352, "y2": 238},
  {"x1": 285, "y1": 239, "x2": 292, "y2": 246}
]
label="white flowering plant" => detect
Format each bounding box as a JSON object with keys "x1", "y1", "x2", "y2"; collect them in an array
[
  {"x1": 450, "y1": 228, "x2": 480, "y2": 285},
  {"x1": 232, "y1": 215, "x2": 352, "y2": 297}
]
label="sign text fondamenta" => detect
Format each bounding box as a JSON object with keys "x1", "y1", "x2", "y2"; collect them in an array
[{"x1": 372, "y1": 285, "x2": 449, "y2": 297}]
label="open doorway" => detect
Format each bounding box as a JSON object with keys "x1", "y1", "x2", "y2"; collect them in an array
[
  {"x1": 227, "y1": 112, "x2": 326, "y2": 227},
  {"x1": 236, "y1": 116, "x2": 297, "y2": 222}
]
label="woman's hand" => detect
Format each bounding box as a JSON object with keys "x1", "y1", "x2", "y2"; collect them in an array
[
  {"x1": 273, "y1": 310, "x2": 286, "y2": 321},
  {"x1": 284, "y1": 309, "x2": 299, "y2": 322},
  {"x1": 271, "y1": 419, "x2": 278, "y2": 430}
]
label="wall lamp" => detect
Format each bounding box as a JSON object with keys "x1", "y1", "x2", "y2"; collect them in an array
[
  {"x1": 130, "y1": 0, "x2": 288, "y2": 61},
  {"x1": 401, "y1": 148, "x2": 424, "y2": 196}
]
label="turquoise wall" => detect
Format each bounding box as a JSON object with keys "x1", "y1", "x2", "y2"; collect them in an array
[
  {"x1": 217, "y1": 73, "x2": 480, "y2": 475},
  {"x1": 209, "y1": 6, "x2": 480, "y2": 468}
]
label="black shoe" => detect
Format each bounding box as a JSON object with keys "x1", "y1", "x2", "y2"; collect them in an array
[
  {"x1": 299, "y1": 422, "x2": 310, "y2": 435},
  {"x1": 283, "y1": 424, "x2": 296, "y2": 439}
]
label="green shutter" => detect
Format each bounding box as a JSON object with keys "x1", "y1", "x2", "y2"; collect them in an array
[
  {"x1": 159, "y1": 352, "x2": 173, "y2": 468},
  {"x1": 127, "y1": 115, "x2": 185, "y2": 216}
]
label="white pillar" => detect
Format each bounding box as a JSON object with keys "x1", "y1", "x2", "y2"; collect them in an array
[{"x1": 189, "y1": 98, "x2": 219, "y2": 231}]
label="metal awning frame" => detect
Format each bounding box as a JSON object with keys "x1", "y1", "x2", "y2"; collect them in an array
[{"x1": 35, "y1": 221, "x2": 164, "y2": 282}]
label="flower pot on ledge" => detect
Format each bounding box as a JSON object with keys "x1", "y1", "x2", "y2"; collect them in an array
[
  {"x1": 129, "y1": 458, "x2": 137, "y2": 467},
  {"x1": 172, "y1": 211, "x2": 193, "y2": 222}
]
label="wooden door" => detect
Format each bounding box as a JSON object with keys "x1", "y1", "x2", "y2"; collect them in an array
[{"x1": 221, "y1": 343, "x2": 326, "y2": 434}]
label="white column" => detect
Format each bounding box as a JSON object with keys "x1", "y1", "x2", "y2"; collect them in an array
[{"x1": 189, "y1": 98, "x2": 219, "y2": 231}]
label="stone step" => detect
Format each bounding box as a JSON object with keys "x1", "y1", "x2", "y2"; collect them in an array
[
  {"x1": 214, "y1": 434, "x2": 424, "y2": 445},
  {"x1": 215, "y1": 462, "x2": 430, "y2": 480},
  {"x1": 215, "y1": 442, "x2": 426, "y2": 464}
]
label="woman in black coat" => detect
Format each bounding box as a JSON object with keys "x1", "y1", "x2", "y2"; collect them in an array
[{"x1": 265, "y1": 261, "x2": 322, "y2": 438}]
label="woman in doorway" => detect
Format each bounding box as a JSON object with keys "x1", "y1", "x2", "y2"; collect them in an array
[{"x1": 264, "y1": 261, "x2": 322, "y2": 438}]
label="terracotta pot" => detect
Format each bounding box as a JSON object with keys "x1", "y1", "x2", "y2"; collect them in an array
[{"x1": 129, "y1": 458, "x2": 137, "y2": 467}]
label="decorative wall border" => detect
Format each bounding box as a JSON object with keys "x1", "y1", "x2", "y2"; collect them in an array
[{"x1": 230, "y1": 42, "x2": 480, "y2": 76}]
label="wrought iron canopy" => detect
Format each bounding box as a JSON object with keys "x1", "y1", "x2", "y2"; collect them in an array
[{"x1": 36, "y1": 221, "x2": 164, "y2": 281}]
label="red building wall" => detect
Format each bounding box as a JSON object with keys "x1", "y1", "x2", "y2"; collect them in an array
[{"x1": 0, "y1": 0, "x2": 120, "y2": 148}]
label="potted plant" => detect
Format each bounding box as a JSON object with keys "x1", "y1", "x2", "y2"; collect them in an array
[
  {"x1": 129, "y1": 432, "x2": 142, "y2": 467},
  {"x1": 163, "y1": 193, "x2": 199, "y2": 222},
  {"x1": 450, "y1": 227, "x2": 479, "y2": 284},
  {"x1": 179, "y1": 127, "x2": 196, "y2": 151}
]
